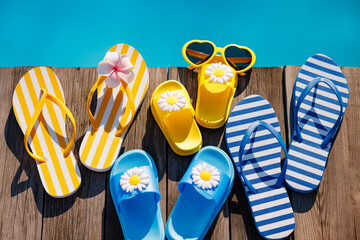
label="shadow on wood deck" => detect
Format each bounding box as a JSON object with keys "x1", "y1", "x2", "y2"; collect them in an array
[{"x1": 0, "y1": 66, "x2": 358, "y2": 239}]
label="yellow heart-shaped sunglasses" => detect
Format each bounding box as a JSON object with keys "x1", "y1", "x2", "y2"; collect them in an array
[{"x1": 182, "y1": 40, "x2": 256, "y2": 76}]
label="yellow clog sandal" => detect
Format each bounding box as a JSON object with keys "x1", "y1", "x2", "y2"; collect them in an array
[
  {"x1": 195, "y1": 62, "x2": 237, "y2": 128},
  {"x1": 12, "y1": 67, "x2": 81, "y2": 198},
  {"x1": 151, "y1": 80, "x2": 202, "y2": 156},
  {"x1": 182, "y1": 40, "x2": 256, "y2": 129},
  {"x1": 79, "y1": 44, "x2": 149, "y2": 172}
]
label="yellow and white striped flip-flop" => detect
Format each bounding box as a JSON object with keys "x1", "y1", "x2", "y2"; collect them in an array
[
  {"x1": 12, "y1": 67, "x2": 81, "y2": 198},
  {"x1": 79, "y1": 44, "x2": 149, "y2": 172}
]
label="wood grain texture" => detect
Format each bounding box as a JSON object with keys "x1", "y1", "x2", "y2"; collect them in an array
[
  {"x1": 342, "y1": 67, "x2": 360, "y2": 240},
  {"x1": 1, "y1": 67, "x2": 44, "y2": 240},
  {"x1": 1, "y1": 66, "x2": 359, "y2": 240},
  {"x1": 320, "y1": 67, "x2": 360, "y2": 239},
  {"x1": 229, "y1": 67, "x2": 290, "y2": 240},
  {"x1": 104, "y1": 67, "x2": 168, "y2": 240}
]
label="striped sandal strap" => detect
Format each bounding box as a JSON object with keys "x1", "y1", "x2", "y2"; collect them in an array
[
  {"x1": 86, "y1": 75, "x2": 136, "y2": 137},
  {"x1": 238, "y1": 120, "x2": 288, "y2": 194},
  {"x1": 24, "y1": 87, "x2": 76, "y2": 163},
  {"x1": 295, "y1": 77, "x2": 344, "y2": 148}
]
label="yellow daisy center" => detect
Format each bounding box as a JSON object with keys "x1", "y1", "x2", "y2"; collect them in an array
[
  {"x1": 166, "y1": 96, "x2": 178, "y2": 105},
  {"x1": 213, "y1": 68, "x2": 225, "y2": 77},
  {"x1": 200, "y1": 170, "x2": 211, "y2": 181},
  {"x1": 129, "y1": 175, "x2": 141, "y2": 185}
]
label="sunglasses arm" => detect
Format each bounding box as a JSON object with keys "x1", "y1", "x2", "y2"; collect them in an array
[{"x1": 186, "y1": 49, "x2": 209, "y2": 59}]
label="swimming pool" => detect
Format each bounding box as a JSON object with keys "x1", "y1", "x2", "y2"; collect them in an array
[{"x1": 0, "y1": 0, "x2": 359, "y2": 67}]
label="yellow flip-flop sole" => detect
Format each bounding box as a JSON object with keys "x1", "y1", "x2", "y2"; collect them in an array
[
  {"x1": 12, "y1": 67, "x2": 81, "y2": 198},
  {"x1": 79, "y1": 44, "x2": 149, "y2": 172}
]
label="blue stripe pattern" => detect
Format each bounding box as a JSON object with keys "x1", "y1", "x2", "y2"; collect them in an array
[
  {"x1": 285, "y1": 54, "x2": 349, "y2": 193},
  {"x1": 225, "y1": 95, "x2": 295, "y2": 240}
]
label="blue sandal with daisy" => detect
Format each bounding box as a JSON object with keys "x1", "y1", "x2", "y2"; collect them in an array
[
  {"x1": 165, "y1": 146, "x2": 234, "y2": 240},
  {"x1": 109, "y1": 150, "x2": 165, "y2": 240}
]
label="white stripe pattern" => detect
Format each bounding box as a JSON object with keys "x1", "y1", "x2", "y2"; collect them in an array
[
  {"x1": 227, "y1": 126, "x2": 281, "y2": 143},
  {"x1": 225, "y1": 95, "x2": 294, "y2": 239},
  {"x1": 34, "y1": 69, "x2": 79, "y2": 193},
  {"x1": 79, "y1": 44, "x2": 149, "y2": 172},
  {"x1": 285, "y1": 54, "x2": 349, "y2": 193},
  {"x1": 12, "y1": 67, "x2": 81, "y2": 198},
  {"x1": 226, "y1": 117, "x2": 279, "y2": 133}
]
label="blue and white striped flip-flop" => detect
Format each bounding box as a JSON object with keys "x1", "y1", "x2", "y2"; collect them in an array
[
  {"x1": 285, "y1": 54, "x2": 349, "y2": 193},
  {"x1": 225, "y1": 95, "x2": 295, "y2": 240}
]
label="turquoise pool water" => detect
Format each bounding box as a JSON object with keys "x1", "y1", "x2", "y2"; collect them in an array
[{"x1": 0, "y1": 0, "x2": 359, "y2": 67}]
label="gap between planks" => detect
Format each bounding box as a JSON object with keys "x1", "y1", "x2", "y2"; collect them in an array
[{"x1": 0, "y1": 66, "x2": 359, "y2": 240}]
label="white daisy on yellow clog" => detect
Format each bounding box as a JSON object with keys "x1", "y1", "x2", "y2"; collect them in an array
[
  {"x1": 120, "y1": 167, "x2": 150, "y2": 193},
  {"x1": 205, "y1": 63, "x2": 234, "y2": 84},
  {"x1": 157, "y1": 90, "x2": 186, "y2": 112},
  {"x1": 191, "y1": 163, "x2": 220, "y2": 190}
]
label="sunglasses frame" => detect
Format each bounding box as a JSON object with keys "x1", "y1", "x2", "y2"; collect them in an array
[{"x1": 182, "y1": 40, "x2": 256, "y2": 76}]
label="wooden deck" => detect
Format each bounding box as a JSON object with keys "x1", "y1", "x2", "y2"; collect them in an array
[{"x1": 0, "y1": 66, "x2": 359, "y2": 239}]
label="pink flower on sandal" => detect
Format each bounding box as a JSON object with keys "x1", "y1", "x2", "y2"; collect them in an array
[{"x1": 97, "y1": 52, "x2": 135, "y2": 88}]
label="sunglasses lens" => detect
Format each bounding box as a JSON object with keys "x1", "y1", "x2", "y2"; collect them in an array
[
  {"x1": 225, "y1": 46, "x2": 253, "y2": 71},
  {"x1": 185, "y1": 42, "x2": 214, "y2": 65}
]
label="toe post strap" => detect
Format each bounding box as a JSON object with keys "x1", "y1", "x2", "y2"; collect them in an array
[
  {"x1": 86, "y1": 76, "x2": 136, "y2": 137},
  {"x1": 24, "y1": 88, "x2": 76, "y2": 163},
  {"x1": 238, "y1": 120, "x2": 288, "y2": 194},
  {"x1": 294, "y1": 77, "x2": 344, "y2": 148}
]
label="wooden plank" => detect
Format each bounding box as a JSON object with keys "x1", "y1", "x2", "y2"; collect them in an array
[
  {"x1": 41, "y1": 67, "x2": 106, "y2": 239},
  {"x1": 0, "y1": 67, "x2": 44, "y2": 240},
  {"x1": 229, "y1": 67, "x2": 289, "y2": 240},
  {"x1": 283, "y1": 66, "x2": 360, "y2": 239},
  {"x1": 1, "y1": 66, "x2": 359, "y2": 240},
  {"x1": 167, "y1": 67, "x2": 231, "y2": 240},
  {"x1": 342, "y1": 67, "x2": 360, "y2": 239},
  {"x1": 319, "y1": 66, "x2": 359, "y2": 239},
  {"x1": 104, "y1": 67, "x2": 168, "y2": 239}
]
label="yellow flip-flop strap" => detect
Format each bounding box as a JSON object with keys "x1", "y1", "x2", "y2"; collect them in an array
[
  {"x1": 86, "y1": 75, "x2": 107, "y2": 131},
  {"x1": 86, "y1": 76, "x2": 135, "y2": 137},
  {"x1": 24, "y1": 88, "x2": 76, "y2": 163},
  {"x1": 114, "y1": 79, "x2": 136, "y2": 137}
]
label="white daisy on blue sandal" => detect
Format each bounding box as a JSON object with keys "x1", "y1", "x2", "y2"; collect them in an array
[
  {"x1": 120, "y1": 167, "x2": 150, "y2": 193},
  {"x1": 205, "y1": 63, "x2": 234, "y2": 84},
  {"x1": 191, "y1": 163, "x2": 220, "y2": 189},
  {"x1": 157, "y1": 90, "x2": 186, "y2": 112}
]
